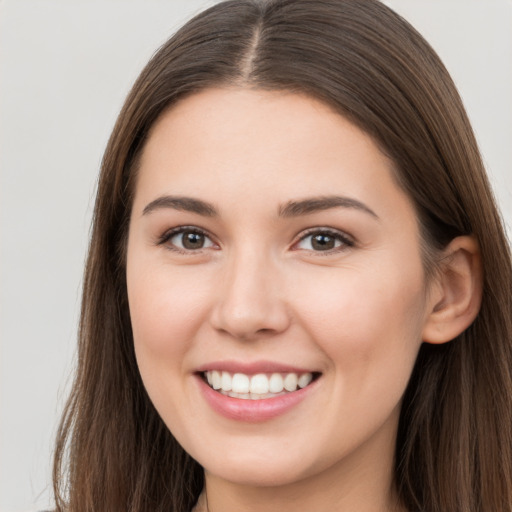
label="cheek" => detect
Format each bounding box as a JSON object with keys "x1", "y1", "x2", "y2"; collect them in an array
[
  {"x1": 126, "y1": 260, "x2": 216, "y2": 434},
  {"x1": 291, "y1": 261, "x2": 427, "y2": 386},
  {"x1": 127, "y1": 258, "x2": 213, "y2": 369}
]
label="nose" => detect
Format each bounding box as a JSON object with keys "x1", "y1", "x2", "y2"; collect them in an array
[{"x1": 210, "y1": 251, "x2": 291, "y2": 341}]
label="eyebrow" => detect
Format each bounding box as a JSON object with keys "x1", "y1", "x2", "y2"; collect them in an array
[
  {"x1": 142, "y1": 194, "x2": 378, "y2": 219},
  {"x1": 142, "y1": 196, "x2": 218, "y2": 217},
  {"x1": 278, "y1": 195, "x2": 379, "y2": 219}
]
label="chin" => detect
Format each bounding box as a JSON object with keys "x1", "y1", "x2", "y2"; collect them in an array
[
  {"x1": 203, "y1": 458, "x2": 310, "y2": 488},
  {"x1": 188, "y1": 435, "x2": 333, "y2": 489}
]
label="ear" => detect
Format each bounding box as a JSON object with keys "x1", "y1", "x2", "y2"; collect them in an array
[{"x1": 422, "y1": 236, "x2": 483, "y2": 344}]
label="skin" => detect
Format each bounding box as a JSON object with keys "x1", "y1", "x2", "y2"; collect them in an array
[{"x1": 126, "y1": 88, "x2": 476, "y2": 512}]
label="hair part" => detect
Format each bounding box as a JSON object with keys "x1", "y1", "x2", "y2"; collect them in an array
[{"x1": 53, "y1": 1, "x2": 512, "y2": 511}]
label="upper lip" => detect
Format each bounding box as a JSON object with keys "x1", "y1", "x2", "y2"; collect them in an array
[{"x1": 195, "y1": 360, "x2": 319, "y2": 375}]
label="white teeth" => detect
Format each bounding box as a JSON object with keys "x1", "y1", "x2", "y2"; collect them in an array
[
  {"x1": 250, "y1": 374, "x2": 269, "y2": 394},
  {"x1": 221, "y1": 371, "x2": 232, "y2": 391},
  {"x1": 232, "y1": 373, "x2": 250, "y2": 393},
  {"x1": 298, "y1": 373, "x2": 313, "y2": 389},
  {"x1": 283, "y1": 373, "x2": 298, "y2": 392},
  {"x1": 223, "y1": 391, "x2": 278, "y2": 400},
  {"x1": 269, "y1": 373, "x2": 284, "y2": 393},
  {"x1": 211, "y1": 370, "x2": 221, "y2": 390},
  {"x1": 204, "y1": 370, "x2": 315, "y2": 397}
]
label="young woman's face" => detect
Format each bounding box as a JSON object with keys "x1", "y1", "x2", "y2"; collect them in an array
[{"x1": 127, "y1": 88, "x2": 433, "y2": 489}]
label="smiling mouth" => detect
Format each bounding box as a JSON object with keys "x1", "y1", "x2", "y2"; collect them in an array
[{"x1": 202, "y1": 370, "x2": 320, "y2": 400}]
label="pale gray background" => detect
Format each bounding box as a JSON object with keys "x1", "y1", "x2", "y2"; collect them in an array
[{"x1": 1, "y1": 1, "x2": 511, "y2": 511}]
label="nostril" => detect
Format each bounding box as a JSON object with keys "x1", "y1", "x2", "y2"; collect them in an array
[{"x1": 256, "y1": 328, "x2": 275, "y2": 335}]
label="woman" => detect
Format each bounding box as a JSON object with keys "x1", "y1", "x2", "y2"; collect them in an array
[{"x1": 52, "y1": 1, "x2": 512, "y2": 511}]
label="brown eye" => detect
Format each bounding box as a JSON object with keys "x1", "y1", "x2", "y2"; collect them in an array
[
  {"x1": 295, "y1": 229, "x2": 353, "y2": 252},
  {"x1": 311, "y1": 233, "x2": 336, "y2": 251},
  {"x1": 167, "y1": 229, "x2": 215, "y2": 251},
  {"x1": 182, "y1": 231, "x2": 205, "y2": 249}
]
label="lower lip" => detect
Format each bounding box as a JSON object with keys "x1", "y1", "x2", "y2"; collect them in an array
[{"x1": 196, "y1": 375, "x2": 318, "y2": 422}]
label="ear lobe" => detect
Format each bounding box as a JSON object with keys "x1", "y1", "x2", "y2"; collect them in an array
[{"x1": 422, "y1": 236, "x2": 483, "y2": 344}]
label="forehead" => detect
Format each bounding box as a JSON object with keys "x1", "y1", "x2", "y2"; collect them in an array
[
  {"x1": 144, "y1": 87, "x2": 380, "y2": 161},
  {"x1": 134, "y1": 87, "x2": 413, "y2": 224}
]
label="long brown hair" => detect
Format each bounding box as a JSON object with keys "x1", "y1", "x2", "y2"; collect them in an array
[{"x1": 53, "y1": 1, "x2": 512, "y2": 511}]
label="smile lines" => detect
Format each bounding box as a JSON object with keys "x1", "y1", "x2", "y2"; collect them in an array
[{"x1": 204, "y1": 371, "x2": 315, "y2": 400}]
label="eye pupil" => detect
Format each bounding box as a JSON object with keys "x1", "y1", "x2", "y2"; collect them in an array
[
  {"x1": 182, "y1": 232, "x2": 205, "y2": 249},
  {"x1": 312, "y1": 234, "x2": 335, "y2": 251}
]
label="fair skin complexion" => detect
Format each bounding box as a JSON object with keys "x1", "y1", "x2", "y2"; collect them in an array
[{"x1": 126, "y1": 88, "x2": 481, "y2": 512}]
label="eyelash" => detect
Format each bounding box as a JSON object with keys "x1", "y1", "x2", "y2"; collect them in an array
[
  {"x1": 292, "y1": 227, "x2": 355, "y2": 255},
  {"x1": 157, "y1": 226, "x2": 217, "y2": 255},
  {"x1": 156, "y1": 226, "x2": 355, "y2": 255}
]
